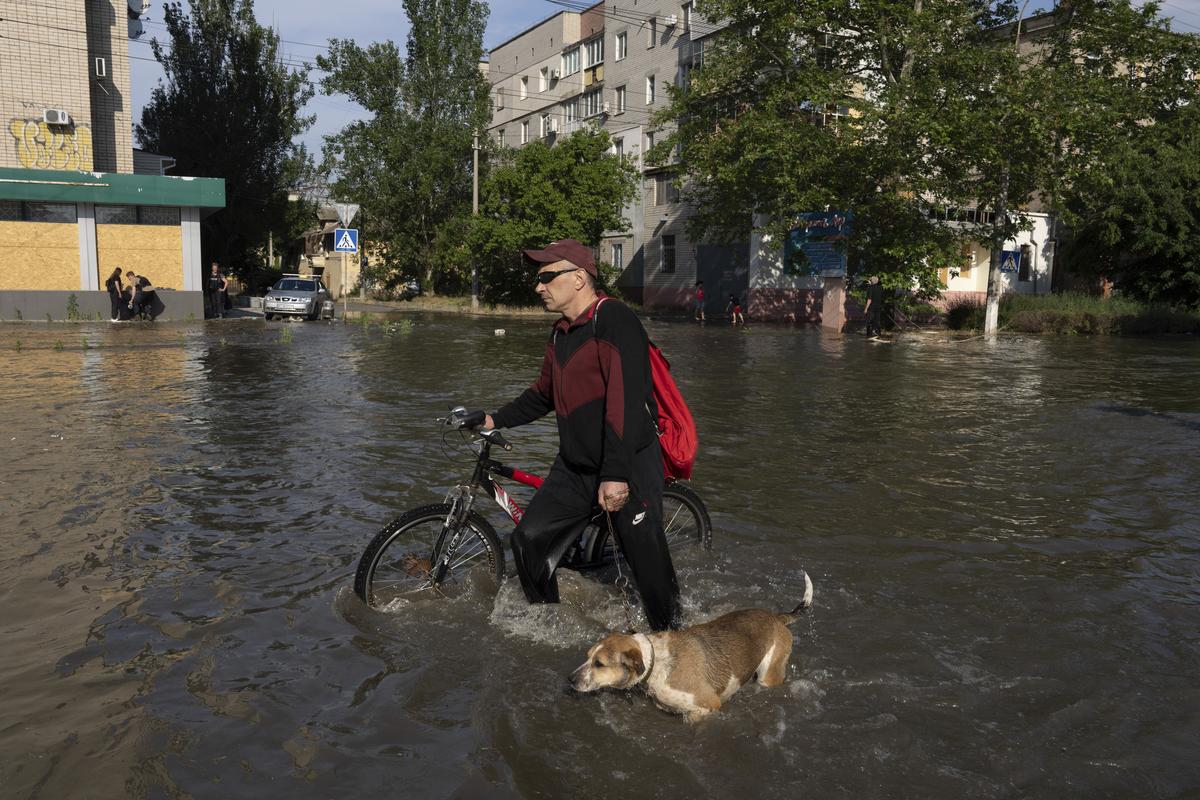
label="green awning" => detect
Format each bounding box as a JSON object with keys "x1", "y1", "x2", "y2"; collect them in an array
[{"x1": 0, "y1": 167, "x2": 225, "y2": 208}]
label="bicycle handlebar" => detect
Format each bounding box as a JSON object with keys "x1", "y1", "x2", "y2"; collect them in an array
[{"x1": 442, "y1": 406, "x2": 511, "y2": 451}]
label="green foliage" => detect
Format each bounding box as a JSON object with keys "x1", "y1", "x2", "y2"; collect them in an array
[
  {"x1": 53, "y1": 340, "x2": 63, "y2": 351},
  {"x1": 317, "y1": 0, "x2": 491, "y2": 295},
  {"x1": 470, "y1": 129, "x2": 638, "y2": 305},
  {"x1": 1060, "y1": 103, "x2": 1200, "y2": 308},
  {"x1": 137, "y1": 0, "x2": 314, "y2": 284},
  {"x1": 944, "y1": 292, "x2": 1200, "y2": 334},
  {"x1": 66, "y1": 293, "x2": 80, "y2": 321},
  {"x1": 660, "y1": 0, "x2": 1200, "y2": 304}
]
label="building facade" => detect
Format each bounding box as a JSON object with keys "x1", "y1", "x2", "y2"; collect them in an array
[
  {"x1": 487, "y1": 3, "x2": 1054, "y2": 326},
  {"x1": 0, "y1": 0, "x2": 225, "y2": 320}
]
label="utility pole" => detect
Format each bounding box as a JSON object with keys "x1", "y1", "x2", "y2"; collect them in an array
[
  {"x1": 471, "y1": 130, "x2": 480, "y2": 312},
  {"x1": 268, "y1": 231, "x2": 274, "y2": 270}
]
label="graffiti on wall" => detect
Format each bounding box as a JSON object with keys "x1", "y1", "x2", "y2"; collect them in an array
[{"x1": 8, "y1": 119, "x2": 94, "y2": 171}]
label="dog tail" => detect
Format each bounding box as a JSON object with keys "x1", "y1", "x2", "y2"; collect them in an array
[{"x1": 782, "y1": 571, "x2": 814, "y2": 624}]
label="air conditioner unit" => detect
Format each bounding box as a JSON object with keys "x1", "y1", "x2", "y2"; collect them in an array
[
  {"x1": 42, "y1": 109, "x2": 71, "y2": 126},
  {"x1": 550, "y1": 69, "x2": 561, "y2": 80},
  {"x1": 95, "y1": 57, "x2": 107, "y2": 78},
  {"x1": 664, "y1": 13, "x2": 679, "y2": 27}
]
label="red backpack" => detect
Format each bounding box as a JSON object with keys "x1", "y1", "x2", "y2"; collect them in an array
[{"x1": 595, "y1": 298, "x2": 698, "y2": 480}]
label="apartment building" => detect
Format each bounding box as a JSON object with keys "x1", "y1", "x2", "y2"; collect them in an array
[
  {"x1": 0, "y1": 0, "x2": 224, "y2": 320},
  {"x1": 486, "y1": 2, "x2": 746, "y2": 309}
]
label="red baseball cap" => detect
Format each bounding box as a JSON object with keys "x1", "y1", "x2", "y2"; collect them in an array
[{"x1": 522, "y1": 238, "x2": 597, "y2": 278}]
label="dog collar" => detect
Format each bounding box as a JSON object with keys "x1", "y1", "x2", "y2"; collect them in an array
[{"x1": 632, "y1": 633, "x2": 655, "y2": 684}]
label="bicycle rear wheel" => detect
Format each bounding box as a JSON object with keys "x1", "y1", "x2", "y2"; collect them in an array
[
  {"x1": 584, "y1": 481, "x2": 713, "y2": 565},
  {"x1": 354, "y1": 503, "x2": 505, "y2": 609}
]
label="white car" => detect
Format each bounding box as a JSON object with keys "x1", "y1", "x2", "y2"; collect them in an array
[{"x1": 263, "y1": 276, "x2": 331, "y2": 320}]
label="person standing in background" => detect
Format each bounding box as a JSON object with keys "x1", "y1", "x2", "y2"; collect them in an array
[
  {"x1": 104, "y1": 267, "x2": 124, "y2": 321},
  {"x1": 207, "y1": 262, "x2": 228, "y2": 319},
  {"x1": 694, "y1": 281, "x2": 706, "y2": 321}
]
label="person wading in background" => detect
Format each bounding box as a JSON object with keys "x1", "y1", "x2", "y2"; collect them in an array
[
  {"x1": 864, "y1": 275, "x2": 883, "y2": 338},
  {"x1": 482, "y1": 239, "x2": 681, "y2": 631}
]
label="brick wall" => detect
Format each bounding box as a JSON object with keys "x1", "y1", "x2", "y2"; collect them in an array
[{"x1": 0, "y1": 0, "x2": 131, "y2": 173}]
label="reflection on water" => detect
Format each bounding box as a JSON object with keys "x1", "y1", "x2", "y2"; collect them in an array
[{"x1": 0, "y1": 319, "x2": 1198, "y2": 798}]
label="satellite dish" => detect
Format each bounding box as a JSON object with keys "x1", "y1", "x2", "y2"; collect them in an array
[{"x1": 128, "y1": 0, "x2": 150, "y2": 16}]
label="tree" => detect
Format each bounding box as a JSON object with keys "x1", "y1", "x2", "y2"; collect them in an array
[
  {"x1": 659, "y1": 0, "x2": 1200, "y2": 329},
  {"x1": 470, "y1": 129, "x2": 638, "y2": 305},
  {"x1": 317, "y1": 0, "x2": 491, "y2": 296},
  {"x1": 1060, "y1": 104, "x2": 1200, "y2": 307},
  {"x1": 137, "y1": 0, "x2": 313, "y2": 285}
]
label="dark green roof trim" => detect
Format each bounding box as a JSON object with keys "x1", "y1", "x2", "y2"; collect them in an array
[{"x1": 0, "y1": 167, "x2": 225, "y2": 208}]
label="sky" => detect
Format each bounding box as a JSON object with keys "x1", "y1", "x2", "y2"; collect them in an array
[
  {"x1": 129, "y1": 0, "x2": 1200, "y2": 160},
  {"x1": 128, "y1": 0, "x2": 557, "y2": 159}
]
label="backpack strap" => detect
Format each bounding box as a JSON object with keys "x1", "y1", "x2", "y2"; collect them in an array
[{"x1": 591, "y1": 296, "x2": 659, "y2": 436}]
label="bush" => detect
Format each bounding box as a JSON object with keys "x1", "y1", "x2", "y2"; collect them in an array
[{"x1": 946, "y1": 291, "x2": 1200, "y2": 334}]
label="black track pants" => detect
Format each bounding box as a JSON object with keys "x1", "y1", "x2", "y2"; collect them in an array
[{"x1": 510, "y1": 442, "x2": 681, "y2": 631}]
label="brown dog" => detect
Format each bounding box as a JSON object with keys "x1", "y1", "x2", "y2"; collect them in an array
[{"x1": 571, "y1": 572, "x2": 814, "y2": 721}]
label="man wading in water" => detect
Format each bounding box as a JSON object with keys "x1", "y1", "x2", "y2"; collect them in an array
[{"x1": 482, "y1": 239, "x2": 681, "y2": 631}]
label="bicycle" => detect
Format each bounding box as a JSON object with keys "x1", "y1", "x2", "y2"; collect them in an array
[{"x1": 353, "y1": 407, "x2": 713, "y2": 610}]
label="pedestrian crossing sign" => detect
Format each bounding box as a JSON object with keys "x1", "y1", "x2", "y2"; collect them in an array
[
  {"x1": 1000, "y1": 249, "x2": 1020, "y2": 273},
  {"x1": 334, "y1": 228, "x2": 359, "y2": 253}
]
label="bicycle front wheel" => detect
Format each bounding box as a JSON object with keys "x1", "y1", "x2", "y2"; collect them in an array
[
  {"x1": 354, "y1": 504, "x2": 505, "y2": 609},
  {"x1": 584, "y1": 481, "x2": 713, "y2": 565}
]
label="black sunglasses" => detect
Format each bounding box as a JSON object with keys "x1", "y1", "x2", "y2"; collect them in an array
[{"x1": 536, "y1": 267, "x2": 579, "y2": 285}]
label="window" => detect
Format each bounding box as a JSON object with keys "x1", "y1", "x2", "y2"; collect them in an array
[
  {"x1": 655, "y1": 173, "x2": 679, "y2": 205},
  {"x1": 521, "y1": 120, "x2": 529, "y2": 144},
  {"x1": 22, "y1": 202, "x2": 75, "y2": 223},
  {"x1": 683, "y1": 2, "x2": 693, "y2": 31},
  {"x1": 616, "y1": 31, "x2": 627, "y2": 60},
  {"x1": 0, "y1": 201, "x2": 18, "y2": 221},
  {"x1": 660, "y1": 234, "x2": 676, "y2": 273},
  {"x1": 138, "y1": 206, "x2": 180, "y2": 225},
  {"x1": 541, "y1": 113, "x2": 552, "y2": 137},
  {"x1": 648, "y1": 17, "x2": 657, "y2": 48},
  {"x1": 564, "y1": 98, "x2": 577, "y2": 123},
  {"x1": 540, "y1": 67, "x2": 549, "y2": 91},
  {"x1": 96, "y1": 205, "x2": 138, "y2": 224},
  {"x1": 562, "y1": 47, "x2": 580, "y2": 76},
  {"x1": 520, "y1": 76, "x2": 528, "y2": 99},
  {"x1": 584, "y1": 37, "x2": 604, "y2": 68},
  {"x1": 646, "y1": 130, "x2": 656, "y2": 152},
  {"x1": 615, "y1": 85, "x2": 626, "y2": 112},
  {"x1": 816, "y1": 32, "x2": 839, "y2": 70},
  {"x1": 1019, "y1": 244, "x2": 1032, "y2": 281},
  {"x1": 613, "y1": 137, "x2": 624, "y2": 158},
  {"x1": 495, "y1": 87, "x2": 505, "y2": 109},
  {"x1": 498, "y1": 128, "x2": 505, "y2": 144},
  {"x1": 582, "y1": 88, "x2": 603, "y2": 117},
  {"x1": 612, "y1": 242, "x2": 624, "y2": 268},
  {"x1": 646, "y1": 75, "x2": 656, "y2": 104}
]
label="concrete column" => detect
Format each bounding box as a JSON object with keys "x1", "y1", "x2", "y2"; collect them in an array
[
  {"x1": 180, "y1": 207, "x2": 202, "y2": 291},
  {"x1": 820, "y1": 276, "x2": 846, "y2": 332},
  {"x1": 77, "y1": 202, "x2": 98, "y2": 290}
]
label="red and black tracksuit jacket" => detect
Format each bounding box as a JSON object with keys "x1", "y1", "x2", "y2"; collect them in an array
[{"x1": 491, "y1": 297, "x2": 656, "y2": 482}]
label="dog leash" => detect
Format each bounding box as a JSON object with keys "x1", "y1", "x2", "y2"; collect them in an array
[{"x1": 604, "y1": 509, "x2": 638, "y2": 632}]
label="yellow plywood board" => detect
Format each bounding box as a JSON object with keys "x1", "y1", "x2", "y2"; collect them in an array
[
  {"x1": 0, "y1": 221, "x2": 80, "y2": 290},
  {"x1": 96, "y1": 224, "x2": 183, "y2": 290}
]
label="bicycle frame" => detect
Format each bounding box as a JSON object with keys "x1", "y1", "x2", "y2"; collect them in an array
[{"x1": 468, "y1": 436, "x2": 542, "y2": 525}]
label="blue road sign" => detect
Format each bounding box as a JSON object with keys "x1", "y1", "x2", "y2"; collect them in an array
[
  {"x1": 1000, "y1": 249, "x2": 1021, "y2": 273},
  {"x1": 333, "y1": 228, "x2": 359, "y2": 253}
]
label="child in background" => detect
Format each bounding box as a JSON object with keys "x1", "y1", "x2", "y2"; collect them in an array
[{"x1": 726, "y1": 293, "x2": 744, "y2": 326}]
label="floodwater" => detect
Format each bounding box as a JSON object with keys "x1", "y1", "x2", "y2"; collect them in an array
[{"x1": 0, "y1": 314, "x2": 1197, "y2": 799}]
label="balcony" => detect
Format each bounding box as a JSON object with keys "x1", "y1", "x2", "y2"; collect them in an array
[{"x1": 583, "y1": 64, "x2": 604, "y2": 87}]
